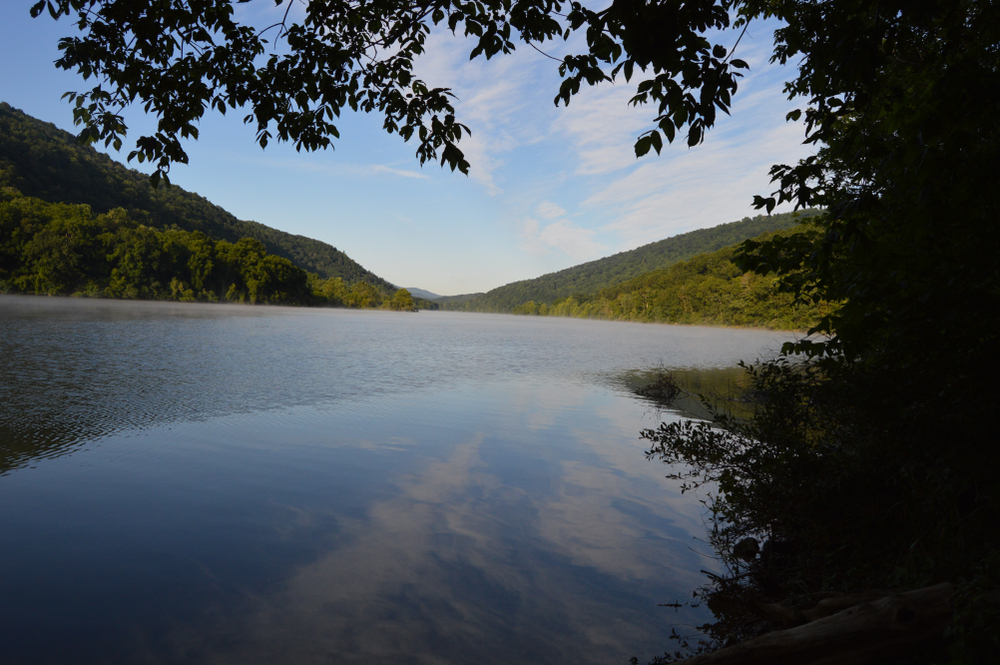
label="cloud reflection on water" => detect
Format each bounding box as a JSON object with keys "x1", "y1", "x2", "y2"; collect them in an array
[
  {"x1": 1, "y1": 299, "x2": 790, "y2": 664},
  {"x1": 157, "y1": 386, "x2": 708, "y2": 664}
]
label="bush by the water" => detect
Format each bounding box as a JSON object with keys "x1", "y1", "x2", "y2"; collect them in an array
[{"x1": 642, "y1": 357, "x2": 1000, "y2": 662}]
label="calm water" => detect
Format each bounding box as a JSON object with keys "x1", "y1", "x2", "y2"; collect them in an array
[{"x1": 0, "y1": 296, "x2": 792, "y2": 665}]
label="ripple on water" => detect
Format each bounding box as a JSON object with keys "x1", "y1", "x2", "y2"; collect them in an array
[{"x1": 1, "y1": 296, "x2": 792, "y2": 471}]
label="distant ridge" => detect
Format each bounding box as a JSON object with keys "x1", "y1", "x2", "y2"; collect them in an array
[
  {"x1": 404, "y1": 287, "x2": 441, "y2": 300},
  {"x1": 0, "y1": 102, "x2": 394, "y2": 291},
  {"x1": 438, "y1": 209, "x2": 822, "y2": 312}
]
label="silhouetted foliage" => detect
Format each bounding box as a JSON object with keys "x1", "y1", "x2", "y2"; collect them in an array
[
  {"x1": 31, "y1": 0, "x2": 754, "y2": 183},
  {"x1": 642, "y1": 356, "x2": 1000, "y2": 662},
  {"x1": 635, "y1": 3, "x2": 1000, "y2": 658}
]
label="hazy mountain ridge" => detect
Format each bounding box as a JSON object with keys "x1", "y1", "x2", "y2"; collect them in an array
[
  {"x1": 0, "y1": 102, "x2": 394, "y2": 291},
  {"x1": 402, "y1": 287, "x2": 442, "y2": 300},
  {"x1": 439, "y1": 209, "x2": 822, "y2": 312}
]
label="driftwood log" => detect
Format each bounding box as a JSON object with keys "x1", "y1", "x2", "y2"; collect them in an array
[
  {"x1": 748, "y1": 590, "x2": 900, "y2": 628},
  {"x1": 682, "y1": 583, "x2": 956, "y2": 665}
]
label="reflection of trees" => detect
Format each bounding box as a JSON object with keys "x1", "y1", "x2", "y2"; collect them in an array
[
  {"x1": 0, "y1": 300, "x2": 320, "y2": 473},
  {"x1": 0, "y1": 423, "x2": 84, "y2": 476},
  {"x1": 623, "y1": 367, "x2": 755, "y2": 422}
]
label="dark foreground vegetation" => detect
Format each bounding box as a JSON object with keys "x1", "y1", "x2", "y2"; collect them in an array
[
  {"x1": 632, "y1": 1, "x2": 1000, "y2": 661},
  {"x1": 639, "y1": 358, "x2": 999, "y2": 663}
]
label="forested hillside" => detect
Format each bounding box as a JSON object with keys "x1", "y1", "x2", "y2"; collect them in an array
[
  {"x1": 0, "y1": 190, "x2": 312, "y2": 304},
  {"x1": 509, "y1": 225, "x2": 831, "y2": 329},
  {"x1": 0, "y1": 102, "x2": 394, "y2": 291},
  {"x1": 438, "y1": 209, "x2": 820, "y2": 312},
  {"x1": 0, "y1": 189, "x2": 419, "y2": 310}
]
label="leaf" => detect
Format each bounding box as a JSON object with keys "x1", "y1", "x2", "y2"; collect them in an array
[
  {"x1": 660, "y1": 119, "x2": 675, "y2": 143},
  {"x1": 687, "y1": 123, "x2": 702, "y2": 147},
  {"x1": 649, "y1": 129, "x2": 663, "y2": 154},
  {"x1": 635, "y1": 135, "x2": 652, "y2": 157}
]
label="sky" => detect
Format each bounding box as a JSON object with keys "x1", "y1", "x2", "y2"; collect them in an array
[{"x1": 0, "y1": 3, "x2": 813, "y2": 296}]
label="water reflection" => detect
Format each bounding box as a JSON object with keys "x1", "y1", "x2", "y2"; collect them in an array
[
  {"x1": 0, "y1": 296, "x2": 793, "y2": 664},
  {"x1": 218, "y1": 446, "x2": 685, "y2": 663},
  {"x1": 613, "y1": 366, "x2": 757, "y2": 421}
]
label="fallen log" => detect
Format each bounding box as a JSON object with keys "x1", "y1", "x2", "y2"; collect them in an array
[
  {"x1": 681, "y1": 583, "x2": 955, "y2": 665},
  {"x1": 748, "y1": 590, "x2": 897, "y2": 628}
]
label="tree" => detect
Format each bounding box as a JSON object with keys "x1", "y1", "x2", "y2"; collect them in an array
[
  {"x1": 629, "y1": 4, "x2": 999, "y2": 659},
  {"x1": 345, "y1": 280, "x2": 383, "y2": 308},
  {"x1": 106, "y1": 224, "x2": 162, "y2": 297},
  {"x1": 735, "y1": 0, "x2": 1000, "y2": 362},
  {"x1": 387, "y1": 287, "x2": 416, "y2": 310},
  {"x1": 31, "y1": 0, "x2": 747, "y2": 185},
  {"x1": 727, "y1": 0, "x2": 1000, "y2": 480}
]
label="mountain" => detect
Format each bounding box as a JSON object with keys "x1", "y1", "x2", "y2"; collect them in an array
[
  {"x1": 437, "y1": 209, "x2": 822, "y2": 312},
  {"x1": 532, "y1": 226, "x2": 831, "y2": 329},
  {"x1": 0, "y1": 102, "x2": 394, "y2": 291},
  {"x1": 434, "y1": 292, "x2": 483, "y2": 306},
  {"x1": 404, "y1": 287, "x2": 441, "y2": 300}
]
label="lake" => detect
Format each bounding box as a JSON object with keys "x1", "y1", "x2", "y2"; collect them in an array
[{"x1": 0, "y1": 295, "x2": 793, "y2": 665}]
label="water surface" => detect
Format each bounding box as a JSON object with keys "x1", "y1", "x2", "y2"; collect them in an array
[{"x1": 0, "y1": 296, "x2": 792, "y2": 664}]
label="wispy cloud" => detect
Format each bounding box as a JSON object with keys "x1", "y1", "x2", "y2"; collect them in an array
[
  {"x1": 371, "y1": 164, "x2": 431, "y2": 179},
  {"x1": 414, "y1": 31, "x2": 555, "y2": 193},
  {"x1": 550, "y1": 82, "x2": 649, "y2": 177},
  {"x1": 213, "y1": 151, "x2": 432, "y2": 180},
  {"x1": 536, "y1": 200, "x2": 566, "y2": 219},
  {"x1": 586, "y1": 119, "x2": 810, "y2": 247},
  {"x1": 538, "y1": 31, "x2": 813, "y2": 251},
  {"x1": 520, "y1": 216, "x2": 607, "y2": 260}
]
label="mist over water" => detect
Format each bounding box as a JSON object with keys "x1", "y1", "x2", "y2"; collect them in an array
[{"x1": 0, "y1": 295, "x2": 793, "y2": 664}]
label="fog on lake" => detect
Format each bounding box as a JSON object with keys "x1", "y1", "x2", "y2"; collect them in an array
[{"x1": 0, "y1": 295, "x2": 793, "y2": 665}]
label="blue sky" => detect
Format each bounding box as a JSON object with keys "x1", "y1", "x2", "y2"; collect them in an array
[{"x1": 0, "y1": 3, "x2": 812, "y2": 296}]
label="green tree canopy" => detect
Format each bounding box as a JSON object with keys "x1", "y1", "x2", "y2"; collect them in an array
[
  {"x1": 388, "y1": 287, "x2": 416, "y2": 311},
  {"x1": 0, "y1": 190, "x2": 314, "y2": 304}
]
